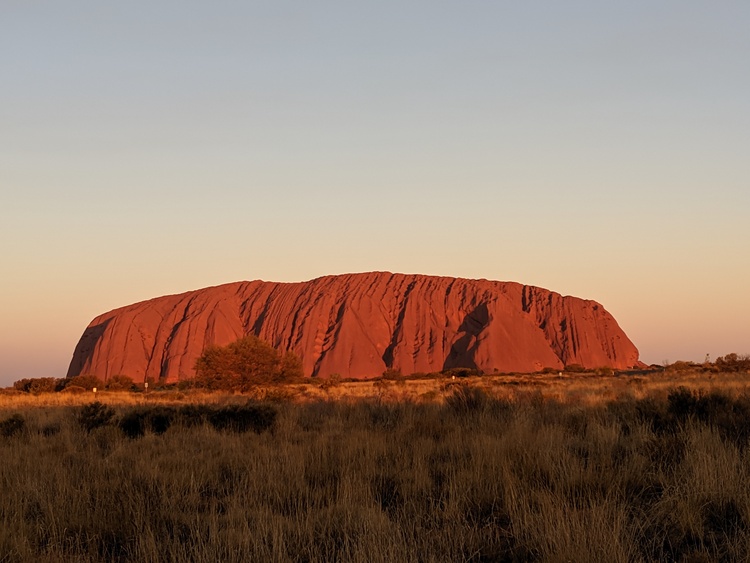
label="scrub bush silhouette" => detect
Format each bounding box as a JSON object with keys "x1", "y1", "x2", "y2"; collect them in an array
[
  {"x1": 77, "y1": 402, "x2": 115, "y2": 432},
  {"x1": 207, "y1": 403, "x2": 277, "y2": 434},
  {"x1": 105, "y1": 374, "x2": 136, "y2": 391},
  {"x1": 13, "y1": 378, "x2": 61, "y2": 394},
  {"x1": 66, "y1": 375, "x2": 103, "y2": 391},
  {"x1": 445, "y1": 385, "x2": 490, "y2": 413},
  {"x1": 119, "y1": 407, "x2": 175, "y2": 439},
  {"x1": 0, "y1": 414, "x2": 25, "y2": 438}
]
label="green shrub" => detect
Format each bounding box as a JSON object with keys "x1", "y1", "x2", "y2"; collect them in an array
[
  {"x1": 13, "y1": 378, "x2": 61, "y2": 394},
  {"x1": 106, "y1": 374, "x2": 135, "y2": 391},
  {"x1": 66, "y1": 375, "x2": 103, "y2": 391},
  {"x1": 194, "y1": 335, "x2": 303, "y2": 390}
]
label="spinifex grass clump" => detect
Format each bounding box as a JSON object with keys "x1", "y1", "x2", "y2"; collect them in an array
[
  {"x1": 205, "y1": 403, "x2": 277, "y2": 433},
  {"x1": 76, "y1": 401, "x2": 115, "y2": 432},
  {"x1": 0, "y1": 413, "x2": 25, "y2": 438},
  {"x1": 119, "y1": 407, "x2": 174, "y2": 438},
  {"x1": 2, "y1": 388, "x2": 750, "y2": 561}
]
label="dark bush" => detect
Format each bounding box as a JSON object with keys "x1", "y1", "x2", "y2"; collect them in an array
[
  {"x1": 446, "y1": 385, "x2": 490, "y2": 413},
  {"x1": 148, "y1": 408, "x2": 173, "y2": 435},
  {"x1": 119, "y1": 407, "x2": 176, "y2": 439},
  {"x1": 119, "y1": 411, "x2": 147, "y2": 439},
  {"x1": 564, "y1": 364, "x2": 586, "y2": 373},
  {"x1": 177, "y1": 404, "x2": 213, "y2": 427},
  {"x1": 77, "y1": 402, "x2": 115, "y2": 432},
  {"x1": 41, "y1": 423, "x2": 61, "y2": 437},
  {"x1": 443, "y1": 367, "x2": 480, "y2": 378},
  {"x1": 371, "y1": 473, "x2": 403, "y2": 515},
  {"x1": 667, "y1": 387, "x2": 697, "y2": 420},
  {"x1": 117, "y1": 403, "x2": 276, "y2": 437},
  {"x1": 207, "y1": 403, "x2": 277, "y2": 433},
  {"x1": 0, "y1": 414, "x2": 26, "y2": 438},
  {"x1": 366, "y1": 402, "x2": 403, "y2": 430},
  {"x1": 615, "y1": 396, "x2": 674, "y2": 434}
]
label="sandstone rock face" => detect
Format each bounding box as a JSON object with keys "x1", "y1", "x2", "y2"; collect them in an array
[{"x1": 67, "y1": 272, "x2": 640, "y2": 382}]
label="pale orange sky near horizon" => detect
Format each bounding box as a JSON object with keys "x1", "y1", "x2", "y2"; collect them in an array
[{"x1": 1, "y1": 2, "x2": 748, "y2": 385}]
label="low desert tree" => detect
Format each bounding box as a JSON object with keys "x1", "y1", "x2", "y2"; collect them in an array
[
  {"x1": 12, "y1": 378, "x2": 63, "y2": 394},
  {"x1": 105, "y1": 374, "x2": 135, "y2": 391},
  {"x1": 279, "y1": 351, "x2": 304, "y2": 382},
  {"x1": 65, "y1": 374, "x2": 103, "y2": 391},
  {"x1": 715, "y1": 353, "x2": 750, "y2": 372},
  {"x1": 12, "y1": 379, "x2": 32, "y2": 392},
  {"x1": 194, "y1": 335, "x2": 303, "y2": 390}
]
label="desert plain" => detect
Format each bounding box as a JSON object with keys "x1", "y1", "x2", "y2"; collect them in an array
[{"x1": 3, "y1": 362, "x2": 750, "y2": 562}]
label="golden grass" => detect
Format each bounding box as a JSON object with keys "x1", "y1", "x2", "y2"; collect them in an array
[
  {"x1": 0, "y1": 388, "x2": 750, "y2": 562},
  {"x1": 2, "y1": 371, "x2": 750, "y2": 561}
]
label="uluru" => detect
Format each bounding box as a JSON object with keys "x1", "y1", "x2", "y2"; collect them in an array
[{"x1": 67, "y1": 272, "x2": 641, "y2": 382}]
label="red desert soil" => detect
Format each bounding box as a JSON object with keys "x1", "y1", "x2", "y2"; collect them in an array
[{"x1": 67, "y1": 272, "x2": 640, "y2": 383}]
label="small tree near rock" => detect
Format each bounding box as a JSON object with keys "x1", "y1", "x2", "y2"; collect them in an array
[
  {"x1": 194, "y1": 335, "x2": 303, "y2": 391},
  {"x1": 66, "y1": 375, "x2": 103, "y2": 391},
  {"x1": 106, "y1": 374, "x2": 135, "y2": 391}
]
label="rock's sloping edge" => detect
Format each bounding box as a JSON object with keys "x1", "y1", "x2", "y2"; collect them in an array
[{"x1": 67, "y1": 272, "x2": 641, "y2": 382}]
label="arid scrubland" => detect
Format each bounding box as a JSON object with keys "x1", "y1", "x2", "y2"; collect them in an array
[{"x1": 2, "y1": 370, "x2": 750, "y2": 562}]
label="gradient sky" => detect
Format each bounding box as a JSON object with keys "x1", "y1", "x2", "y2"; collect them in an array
[{"x1": 2, "y1": 2, "x2": 748, "y2": 386}]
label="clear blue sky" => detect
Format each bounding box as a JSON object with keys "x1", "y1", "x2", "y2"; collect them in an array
[{"x1": 2, "y1": 1, "x2": 748, "y2": 385}]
